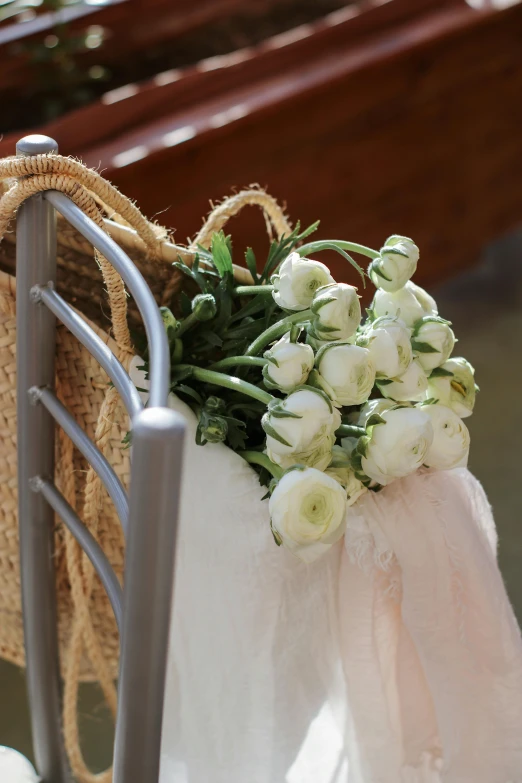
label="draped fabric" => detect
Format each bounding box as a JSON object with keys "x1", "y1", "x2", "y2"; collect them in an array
[{"x1": 129, "y1": 360, "x2": 522, "y2": 783}]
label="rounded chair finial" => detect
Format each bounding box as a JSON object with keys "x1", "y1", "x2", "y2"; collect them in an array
[{"x1": 16, "y1": 135, "x2": 58, "y2": 156}]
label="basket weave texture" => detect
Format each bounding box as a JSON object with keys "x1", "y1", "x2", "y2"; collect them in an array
[{"x1": 0, "y1": 150, "x2": 290, "y2": 783}]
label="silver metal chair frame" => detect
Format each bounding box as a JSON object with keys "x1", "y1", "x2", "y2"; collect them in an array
[{"x1": 14, "y1": 134, "x2": 185, "y2": 783}]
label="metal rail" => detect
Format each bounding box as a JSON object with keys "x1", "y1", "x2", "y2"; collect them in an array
[{"x1": 15, "y1": 134, "x2": 185, "y2": 783}]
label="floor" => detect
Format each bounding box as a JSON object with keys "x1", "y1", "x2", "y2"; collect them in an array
[{"x1": 1, "y1": 229, "x2": 521, "y2": 772}]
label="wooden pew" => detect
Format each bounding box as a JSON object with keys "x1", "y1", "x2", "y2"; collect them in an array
[{"x1": 1, "y1": 0, "x2": 521, "y2": 287}]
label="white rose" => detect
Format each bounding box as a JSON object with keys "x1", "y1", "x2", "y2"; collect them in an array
[
  {"x1": 412, "y1": 316, "x2": 455, "y2": 372},
  {"x1": 358, "y1": 316, "x2": 412, "y2": 379},
  {"x1": 360, "y1": 407, "x2": 434, "y2": 486},
  {"x1": 309, "y1": 282, "x2": 361, "y2": 342},
  {"x1": 377, "y1": 359, "x2": 428, "y2": 402},
  {"x1": 269, "y1": 466, "x2": 347, "y2": 563},
  {"x1": 419, "y1": 403, "x2": 470, "y2": 470},
  {"x1": 262, "y1": 334, "x2": 314, "y2": 392},
  {"x1": 263, "y1": 389, "x2": 341, "y2": 471},
  {"x1": 426, "y1": 357, "x2": 477, "y2": 418},
  {"x1": 325, "y1": 445, "x2": 367, "y2": 506},
  {"x1": 372, "y1": 281, "x2": 437, "y2": 327},
  {"x1": 272, "y1": 251, "x2": 335, "y2": 311},
  {"x1": 314, "y1": 343, "x2": 375, "y2": 406},
  {"x1": 356, "y1": 398, "x2": 397, "y2": 427},
  {"x1": 369, "y1": 235, "x2": 419, "y2": 292}
]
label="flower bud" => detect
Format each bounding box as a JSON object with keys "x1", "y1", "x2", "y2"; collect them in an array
[
  {"x1": 418, "y1": 403, "x2": 470, "y2": 470},
  {"x1": 196, "y1": 411, "x2": 228, "y2": 445},
  {"x1": 360, "y1": 407, "x2": 433, "y2": 486},
  {"x1": 369, "y1": 235, "x2": 419, "y2": 292},
  {"x1": 192, "y1": 293, "x2": 217, "y2": 321},
  {"x1": 358, "y1": 315, "x2": 412, "y2": 379},
  {"x1": 262, "y1": 389, "x2": 341, "y2": 472},
  {"x1": 160, "y1": 306, "x2": 178, "y2": 331},
  {"x1": 263, "y1": 333, "x2": 314, "y2": 392},
  {"x1": 309, "y1": 282, "x2": 361, "y2": 342},
  {"x1": 272, "y1": 251, "x2": 335, "y2": 311},
  {"x1": 412, "y1": 316, "x2": 455, "y2": 372},
  {"x1": 372, "y1": 281, "x2": 437, "y2": 327},
  {"x1": 325, "y1": 445, "x2": 367, "y2": 506},
  {"x1": 426, "y1": 357, "x2": 477, "y2": 418},
  {"x1": 377, "y1": 359, "x2": 428, "y2": 402},
  {"x1": 314, "y1": 343, "x2": 375, "y2": 407}
]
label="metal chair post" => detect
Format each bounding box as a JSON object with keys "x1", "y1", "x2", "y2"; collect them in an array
[
  {"x1": 13, "y1": 134, "x2": 185, "y2": 783},
  {"x1": 16, "y1": 135, "x2": 71, "y2": 783}
]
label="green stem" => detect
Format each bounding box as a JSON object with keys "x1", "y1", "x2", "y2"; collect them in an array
[
  {"x1": 176, "y1": 365, "x2": 273, "y2": 405},
  {"x1": 209, "y1": 356, "x2": 267, "y2": 371},
  {"x1": 175, "y1": 311, "x2": 199, "y2": 338},
  {"x1": 239, "y1": 450, "x2": 283, "y2": 480},
  {"x1": 336, "y1": 424, "x2": 366, "y2": 439},
  {"x1": 235, "y1": 285, "x2": 274, "y2": 296},
  {"x1": 245, "y1": 309, "x2": 312, "y2": 356},
  {"x1": 298, "y1": 240, "x2": 380, "y2": 260},
  {"x1": 171, "y1": 338, "x2": 183, "y2": 364}
]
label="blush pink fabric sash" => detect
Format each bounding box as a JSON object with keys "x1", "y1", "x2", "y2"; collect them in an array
[
  {"x1": 129, "y1": 362, "x2": 522, "y2": 783},
  {"x1": 341, "y1": 468, "x2": 522, "y2": 782}
]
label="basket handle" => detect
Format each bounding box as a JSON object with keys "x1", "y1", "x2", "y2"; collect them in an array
[
  {"x1": 0, "y1": 153, "x2": 166, "y2": 351},
  {"x1": 192, "y1": 189, "x2": 292, "y2": 249}
]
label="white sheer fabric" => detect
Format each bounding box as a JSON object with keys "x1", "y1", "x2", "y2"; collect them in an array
[{"x1": 129, "y1": 359, "x2": 522, "y2": 783}]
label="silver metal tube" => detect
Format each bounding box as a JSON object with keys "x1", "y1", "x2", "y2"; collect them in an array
[
  {"x1": 113, "y1": 408, "x2": 185, "y2": 783},
  {"x1": 15, "y1": 135, "x2": 70, "y2": 782},
  {"x1": 36, "y1": 478, "x2": 123, "y2": 633},
  {"x1": 43, "y1": 190, "x2": 170, "y2": 409},
  {"x1": 33, "y1": 386, "x2": 129, "y2": 533},
  {"x1": 36, "y1": 284, "x2": 143, "y2": 419}
]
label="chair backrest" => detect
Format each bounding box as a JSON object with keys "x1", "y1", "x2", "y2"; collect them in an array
[{"x1": 15, "y1": 134, "x2": 185, "y2": 783}]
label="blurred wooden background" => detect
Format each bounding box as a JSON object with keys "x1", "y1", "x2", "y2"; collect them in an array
[{"x1": 1, "y1": 0, "x2": 522, "y2": 287}]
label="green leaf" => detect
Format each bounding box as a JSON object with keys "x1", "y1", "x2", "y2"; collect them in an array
[
  {"x1": 429, "y1": 366, "x2": 454, "y2": 378},
  {"x1": 270, "y1": 523, "x2": 283, "y2": 547},
  {"x1": 411, "y1": 340, "x2": 439, "y2": 354},
  {"x1": 376, "y1": 378, "x2": 394, "y2": 386},
  {"x1": 370, "y1": 260, "x2": 392, "y2": 282},
  {"x1": 180, "y1": 290, "x2": 192, "y2": 318},
  {"x1": 176, "y1": 384, "x2": 203, "y2": 405},
  {"x1": 200, "y1": 330, "x2": 224, "y2": 348},
  {"x1": 261, "y1": 419, "x2": 293, "y2": 447},
  {"x1": 356, "y1": 437, "x2": 370, "y2": 459},
  {"x1": 298, "y1": 241, "x2": 365, "y2": 286},
  {"x1": 381, "y1": 246, "x2": 409, "y2": 258},
  {"x1": 366, "y1": 413, "x2": 386, "y2": 427},
  {"x1": 245, "y1": 247, "x2": 259, "y2": 284},
  {"x1": 211, "y1": 231, "x2": 233, "y2": 277}
]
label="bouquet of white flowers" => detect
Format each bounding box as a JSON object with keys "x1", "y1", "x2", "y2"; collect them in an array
[{"x1": 139, "y1": 225, "x2": 477, "y2": 563}]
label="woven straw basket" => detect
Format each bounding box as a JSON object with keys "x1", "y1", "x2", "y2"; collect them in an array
[{"x1": 0, "y1": 150, "x2": 290, "y2": 782}]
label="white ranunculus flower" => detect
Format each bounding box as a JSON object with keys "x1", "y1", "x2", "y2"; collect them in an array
[
  {"x1": 314, "y1": 343, "x2": 376, "y2": 406},
  {"x1": 419, "y1": 403, "x2": 470, "y2": 470},
  {"x1": 325, "y1": 445, "x2": 367, "y2": 506},
  {"x1": 426, "y1": 357, "x2": 477, "y2": 419},
  {"x1": 358, "y1": 315, "x2": 413, "y2": 379},
  {"x1": 272, "y1": 251, "x2": 335, "y2": 311},
  {"x1": 412, "y1": 316, "x2": 455, "y2": 372},
  {"x1": 377, "y1": 359, "x2": 428, "y2": 402},
  {"x1": 263, "y1": 389, "x2": 341, "y2": 471},
  {"x1": 269, "y1": 466, "x2": 347, "y2": 563},
  {"x1": 262, "y1": 334, "x2": 314, "y2": 392},
  {"x1": 309, "y1": 282, "x2": 361, "y2": 342},
  {"x1": 369, "y1": 235, "x2": 419, "y2": 292},
  {"x1": 356, "y1": 397, "x2": 397, "y2": 427},
  {"x1": 360, "y1": 407, "x2": 434, "y2": 485},
  {"x1": 372, "y1": 281, "x2": 437, "y2": 327}
]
